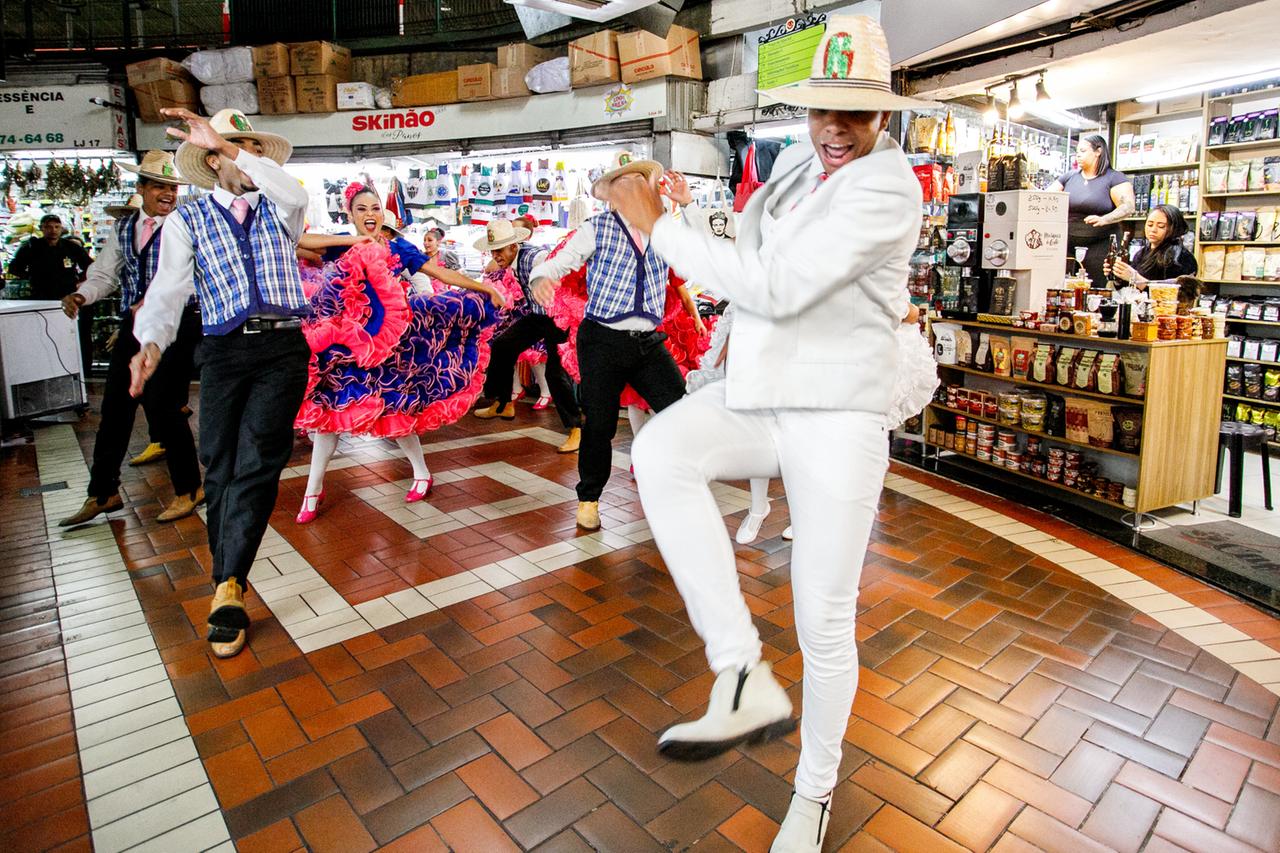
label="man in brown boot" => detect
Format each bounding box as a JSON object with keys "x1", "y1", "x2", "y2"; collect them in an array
[{"x1": 59, "y1": 152, "x2": 203, "y2": 527}]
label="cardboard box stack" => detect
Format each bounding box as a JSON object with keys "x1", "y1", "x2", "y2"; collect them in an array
[
  {"x1": 253, "y1": 43, "x2": 295, "y2": 115},
  {"x1": 569, "y1": 31, "x2": 620, "y2": 88},
  {"x1": 391, "y1": 71, "x2": 459, "y2": 108},
  {"x1": 617, "y1": 25, "x2": 702, "y2": 83},
  {"x1": 127, "y1": 58, "x2": 199, "y2": 123},
  {"x1": 291, "y1": 41, "x2": 352, "y2": 113},
  {"x1": 490, "y1": 42, "x2": 562, "y2": 100},
  {"x1": 457, "y1": 62, "x2": 498, "y2": 102}
]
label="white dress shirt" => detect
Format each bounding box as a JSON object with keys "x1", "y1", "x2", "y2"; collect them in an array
[
  {"x1": 529, "y1": 215, "x2": 655, "y2": 332},
  {"x1": 134, "y1": 150, "x2": 309, "y2": 352},
  {"x1": 75, "y1": 212, "x2": 168, "y2": 306}
]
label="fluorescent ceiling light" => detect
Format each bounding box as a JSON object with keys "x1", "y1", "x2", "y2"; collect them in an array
[
  {"x1": 1024, "y1": 101, "x2": 1095, "y2": 130},
  {"x1": 1136, "y1": 67, "x2": 1280, "y2": 102},
  {"x1": 754, "y1": 121, "x2": 808, "y2": 139}
]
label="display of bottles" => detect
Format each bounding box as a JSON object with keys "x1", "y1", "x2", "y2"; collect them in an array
[
  {"x1": 941, "y1": 109, "x2": 956, "y2": 157},
  {"x1": 1105, "y1": 233, "x2": 1120, "y2": 287}
]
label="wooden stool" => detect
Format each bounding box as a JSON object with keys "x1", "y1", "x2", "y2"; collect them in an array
[{"x1": 1214, "y1": 421, "x2": 1274, "y2": 518}]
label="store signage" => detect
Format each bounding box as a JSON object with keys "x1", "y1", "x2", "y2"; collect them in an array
[
  {"x1": 0, "y1": 84, "x2": 128, "y2": 151},
  {"x1": 756, "y1": 13, "x2": 828, "y2": 94},
  {"x1": 136, "y1": 78, "x2": 668, "y2": 151}
]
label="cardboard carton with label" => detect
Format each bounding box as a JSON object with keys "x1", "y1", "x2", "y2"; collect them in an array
[
  {"x1": 569, "y1": 31, "x2": 620, "y2": 88},
  {"x1": 457, "y1": 63, "x2": 498, "y2": 101},
  {"x1": 257, "y1": 76, "x2": 297, "y2": 115},
  {"x1": 295, "y1": 74, "x2": 341, "y2": 113},
  {"x1": 290, "y1": 41, "x2": 351, "y2": 80},
  {"x1": 617, "y1": 25, "x2": 702, "y2": 83},
  {"x1": 391, "y1": 72, "x2": 458, "y2": 107},
  {"x1": 252, "y1": 43, "x2": 291, "y2": 79}
]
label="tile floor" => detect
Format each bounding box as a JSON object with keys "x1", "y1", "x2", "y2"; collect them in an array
[{"x1": 3, "y1": 397, "x2": 1280, "y2": 852}]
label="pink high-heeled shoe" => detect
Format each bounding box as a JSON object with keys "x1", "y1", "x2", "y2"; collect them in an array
[
  {"x1": 533, "y1": 395, "x2": 551, "y2": 411},
  {"x1": 296, "y1": 492, "x2": 324, "y2": 524},
  {"x1": 405, "y1": 478, "x2": 433, "y2": 503}
]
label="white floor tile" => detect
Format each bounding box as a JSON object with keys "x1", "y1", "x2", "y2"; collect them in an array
[
  {"x1": 92, "y1": 784, "x2": 220, "y2": 853},
  {"x1": 81, "y1": 738, "x2": 200, "y2": 800}
]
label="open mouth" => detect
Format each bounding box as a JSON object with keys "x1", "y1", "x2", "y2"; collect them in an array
[
  {"x1": 819, "y1": 142, "x2": 854, "y2": 166},
  {"x1": 363, "y1": 218, "x2": 378, "y2": 232}
]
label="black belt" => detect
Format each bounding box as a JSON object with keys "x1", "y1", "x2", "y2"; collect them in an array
[{"x1": 242, "y1": 316, "x2": 302, "y2": 334}]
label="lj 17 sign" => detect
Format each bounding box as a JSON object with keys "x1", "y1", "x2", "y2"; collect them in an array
[{"x1": 0, "y1": 84, "x2": 126, "y2": 151}]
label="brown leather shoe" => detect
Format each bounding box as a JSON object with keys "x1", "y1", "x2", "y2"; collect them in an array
[
  {"x1": 157, "y1": 486, "x2": 203, "y2": 523},
  {"x1": 208, "y1": 578, "x2": 249, "y2": 632},
  {"x1": 576, "y1": 501, "x2": 601, "y2": 531},
  {"x1": 209, "y1": 628, "x2": 246, "y2": 658},
  {"x1": 473, "y1": 402, "x2": 502, "y2": 419},
  {"x1": 557, "y1": 427, "x2": 582, "y2": 454},
  {"x1": 128, "y1": 442, "x2": 166, "y2": 466},
  {"x1": 59, "y1": 494, "x2": 123, "y2": 527}
]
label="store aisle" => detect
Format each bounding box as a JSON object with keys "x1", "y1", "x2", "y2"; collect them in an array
[{"x1": 4, "y1": 398, "x2": 1280, "y2": 852}]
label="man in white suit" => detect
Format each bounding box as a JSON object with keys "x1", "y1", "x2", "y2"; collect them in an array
[{"x1": 607, "y1": 16, "x2": 937, "y2": 852}]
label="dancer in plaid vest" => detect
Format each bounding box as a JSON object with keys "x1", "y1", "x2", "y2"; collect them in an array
[
  {"x1": 530, "y1": 152, "x2": 686, "y2": 531},
  {"x1": 131, "y1": 109, "x2": 310, "y2": 660},
  {"x1": 58, "y1": 151, "x2": 203, "y2": 528}
]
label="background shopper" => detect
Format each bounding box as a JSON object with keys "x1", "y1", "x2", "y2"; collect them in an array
[
  {"x1": 1049, "y1": 134, "x2": 1135, "y2": 287},
  {"x1": 1105, "y1": 203, "x2": 1197, "y2": 288}
]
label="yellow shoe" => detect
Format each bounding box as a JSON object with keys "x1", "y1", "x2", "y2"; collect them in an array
[
  {"x1": 208, "y1": 578, "x2": 248, "y2": 632},
  {"x1": 474, "y1": 402, "x2": 503, "y2": 419},
  {"x1": 558, "y1": 427, "x2": 582, "y2": 454},
  {"x1": 59, "y1": 494, "x2": 123, "y2": 527},
  {"x1": 209, "y1": 628, "x2": 247, "y2": 659},
  {"x1": 128, "y1": 443, "x2": 166, "y2": 466},
  {"x1": 576, "y1": 501, "x2": 601, "y2": 531},
  {"x1": 157, "y1": 487, "x2": 202, "y2": 523},
  {"x1": 497, "y1": 402, "x2": 517, "y2": 420}
]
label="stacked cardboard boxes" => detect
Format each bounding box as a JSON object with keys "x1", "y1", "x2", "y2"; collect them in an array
[
  {"x1": 253, "y1": 43, "x2": 296, "y2": 114},
  {"x1": 491, "y1": 42, "x2": 561, "y2": 99},
  {"x1": 251, "y1": 41, "x2": 353, "y2": 115},
  {"x1": 617, "y1": 25, "x2": 702, "y2": 83},
  {"x1": 127, "y1": 58, "x2": 199, "y2": 123},
  {"x1": 569, "y1": 31, "x2": 620, "y2": 88},
  {"x1": 391, "y1": 71, "x2": 459, "y2": 108}
]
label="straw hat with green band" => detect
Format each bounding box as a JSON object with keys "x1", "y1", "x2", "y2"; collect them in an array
[
  {"x1": 120, "y1": 150, "x2": 186, "y2": 186},
  {"x1": 758, "y1": 15, "x2": 940, "y2": 112},
  {"x1": 174, "y1": 109, "x2": 293, "y2": 190},
  {"x1": 591, "y1": 150, "x2": 664, "y2": 202}
]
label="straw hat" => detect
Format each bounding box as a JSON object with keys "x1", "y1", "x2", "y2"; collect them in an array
[
  {"x1": 104, "y1": 193, "x2": 143, "y2": 219},
  {"x1": 472, "y1": 219, "x2": 531, "y2": 252},
  {"x1": 175, "y1": 109, "x2": 293, "y2": 190},
  {"x1": 119, "y1": 150, "x2": 185, "y2": 186},
  {"x1": 759, "y1": 15, "x2": 939, "y2": 112},
  {"x1": 591, "y1": 150, "x2": 664, "y2": 202}
]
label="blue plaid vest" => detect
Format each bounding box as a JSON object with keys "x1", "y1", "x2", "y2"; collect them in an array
[
  {"x1": 584, "y1": 212, "x2": 667, "y2": 325},
  {"x1": 176, "y1": 195, "x2": 306, "y2": 335},
  {"x1": 513, "y1": 243, "x2": 545, "y2": 316},
  {"x1": 115, "y1": 212, "x2": 162, "y2": 315}
]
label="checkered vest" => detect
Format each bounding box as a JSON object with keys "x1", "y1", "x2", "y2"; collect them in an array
[
  {"x1": 176, "y1": 195, "x2": 305, "y2": 333},
  {"x1": 513, "y1": 243, "x2": 545, "y2": 316},
  {"x1": 584, "y1": 212, "x2": 667, "y2": 325},
  {"x1": 115, "y1": 212, "x2": 163, "y2": 315}
]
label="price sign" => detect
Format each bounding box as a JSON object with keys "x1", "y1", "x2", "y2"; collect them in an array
[
  {"x1": 0, "y1": 84, "x2": 126, "y2": 152},
  {"x1": 756, "y1": 14, "x2": 827, "y2": 103}
]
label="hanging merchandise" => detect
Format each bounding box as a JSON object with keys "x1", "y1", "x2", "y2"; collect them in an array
[
  {"x1": 552, "y1": 161, "x2": 569, "y2": 203},
  {"x1": 434, "y1": 164, "x2": 456, "y2": 208},
  {"x1": 733, "y1": 142, "x2": 764, "y2": 213},
  {"x1": 567, "y1": 173, "x2": 593, "y2": 230},
  {"x1": 534, "y1": 158, "x2": 553, "y2": 201},
  {"x1": 404, "y1": 167, "x2": 430, "y2": 210},
  {"x1": 506, "y1": 160, "x2": 525, "y2": 218},
  {"x1": 493, "y1": 163, "x2": 509, "y2": 220},
  {"x1": 471, "y1": 165, "x2": 494, "y2": 225},
  {"x1": 521, "y1": 161, "x2": 534, "y2": 203}
]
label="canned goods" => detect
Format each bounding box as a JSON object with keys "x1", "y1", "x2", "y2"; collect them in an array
[
  {"x1": 983, "y1": 397, "x2": 998, "y2": 418},
  {"x1": 955, "y1": 415, "x2": 967, "y2": 433}
]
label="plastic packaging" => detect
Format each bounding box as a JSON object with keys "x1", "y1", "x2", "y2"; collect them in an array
[
  {"x1": 525, "y1": 57, "x2": 571, "y2": 94},
  {"x1": 199, "y1": 82, "x2": 260, "y2": 116},
  {"x1": 183, "y1": 47, "x2": 255, "y2": 85}
]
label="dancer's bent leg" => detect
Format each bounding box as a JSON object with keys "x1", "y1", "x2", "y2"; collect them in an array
[
  {"x1": 304, "y1": 432, "x2": 339, "y2": 498},
  {"x1": 395, "y1": 434, "x2": 431, "y2": 480}
]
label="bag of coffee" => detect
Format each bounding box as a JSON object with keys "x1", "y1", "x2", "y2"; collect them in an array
[
  {"x1": 955, "y1": 329, "x2": 973, "y2": 367},
  {"x1": 1119, "y1": 351, "x2": 1148, "y2": 397},
  {"x1": 1095, "y1": 352, "x2": 1125, "y2": 396},
  {"x1": 1236, "y1": 211, "x2": 1258, "y2": 242},
  {"x1": 991, "y1": 336, "x2": 1012, "y2": 377},
  {"x1": 1199, "y1": 212, "x2": 1220, "y2": 242},
  {"x1": 1056, "y1": 347, "x2": 1079, "y2": 387},
  {"x1": 933, "y1": 323, "x2": 959, "y2": 364},
  {"x1": 1073, "y1": 350, "x2": 1100, "y2": 391},
  {"x1": 1244, "y1": 363, "x2": 1264, "y2": 398},
  {"x1": 1113, "y1": 407, "x2": 1143, "y2": 453},
  {"x1": 1207, "y1": 162, "x2": 1230, "y2": 193},
  {"x1": 1065, "y1": 397, "x2": 1091, "y2": 443},
  {"x1": 1029, "y1": 342, "x2": 1055, "y2": 383},
  {"x1": 1264, "y1": 368, "x2": 1280, "y2": 403},
  {"x1": 1045, "y1": 393, "x2": 1066, "y2": 436},
  {"x1": 1010, "y1": 336, "x2": 1035, "y2": 378},
  {"x1": 1217, "y1": 211, "x2": 1239, "y2": 241},
  {"x1": 1086, "y1": 401, "x2": 1115, "y2": 448},
  {"x1": 1226, "y1": 363, "x2": 1244, "y2": 395},
  {"x1": 974, "y1": 333, "x2": 993, "y2": 372}
]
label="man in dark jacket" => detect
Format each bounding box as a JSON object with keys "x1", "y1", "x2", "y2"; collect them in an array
[{"x1": 9, "y1": 214, "x2": 94, "y2": 372}]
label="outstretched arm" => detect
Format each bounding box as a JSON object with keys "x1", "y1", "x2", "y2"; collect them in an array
[{"x1": 415, "y1": 261, "x2": 506, "y2": 308}]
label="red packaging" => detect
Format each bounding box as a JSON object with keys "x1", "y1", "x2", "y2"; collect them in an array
[{"x1": 913, "y1": 164, "x2": 934, "y2": 202}]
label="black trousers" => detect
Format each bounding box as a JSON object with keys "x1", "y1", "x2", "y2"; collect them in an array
[
  {"x1": 77, "y1": 303, "x2": 96, "y2": 377},
  {"x1": 87, "y1": 307, "x2": 202, "y2": 500},
  {"x1": 198, "y1": 328, "x2": 309, "y2": 585},
  {"x1": 576, "y1": 320, "x2": 685, "y2": 502},
  {"x1": 483, "y1": 313, "x2": 582, "y2": 429}
]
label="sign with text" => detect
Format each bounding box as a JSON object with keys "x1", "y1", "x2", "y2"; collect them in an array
[
  {"x1": 0, "y1": 84, "x2": 128, "y2": 151},
  {"x1": 756, "y1": 13, "x2": 827, "y2": 105},
  {"x1": 136, "y1": 78, "x2": 669, "y2": 151}
]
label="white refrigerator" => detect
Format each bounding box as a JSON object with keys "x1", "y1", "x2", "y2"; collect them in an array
[{"x1": 0, "y1": 300, "x2": 87, "y2": 419}]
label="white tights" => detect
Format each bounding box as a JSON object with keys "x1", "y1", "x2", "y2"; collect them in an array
[
  {"x1": 632, "y1": 383, "x2": 888, "y2": 799},
  {"x1": 304, "y1": 432, "x2": 430, "y2": 497},
  {"x1": 513, "y1": 363, "x2": 551, "y2": 399}
]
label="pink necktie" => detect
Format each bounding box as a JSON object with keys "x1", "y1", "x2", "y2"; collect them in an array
[
  {"x1": 139, "y1": 217, "x2": 156, "y2": 248},
  {"x1": 231, "y1": 198, "x2": 250, "y2": 224}
]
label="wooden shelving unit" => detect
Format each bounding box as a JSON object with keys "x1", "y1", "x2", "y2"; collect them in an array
[{"x1": 927, "y1": 320, "x2": 1227, "y2": 525}]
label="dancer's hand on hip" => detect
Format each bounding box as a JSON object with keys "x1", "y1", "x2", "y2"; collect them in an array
[{"x1": 129, "y1": 343, "x2": 162, "y2": 398}]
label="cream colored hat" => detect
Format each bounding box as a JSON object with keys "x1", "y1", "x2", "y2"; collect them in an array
[
  {"x1": 175, "y1": 109, "x2": 293, "y2": 190},
  {"x1": 473, "y1": 218, "x2": 531, "y2": 252},
  {"x1": 591, "y1": 150, "x2": 664, "y2": 202},
  {"x1": 104, "y1": 193, "x2": 143, "y2": 219},
  {"x1": 759, "y1": 15, "x2": 939, "y2": 112},
  {"x1": 119, "y1": 150, "x2": 185, "y2": 186}
]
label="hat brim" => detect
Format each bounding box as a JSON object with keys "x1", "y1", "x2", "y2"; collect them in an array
[
  {"x1": 473, "y1": 226, "x2": 532, "y2": 252},
  {"x1": 119, "y1": 162, "x2": 186, "y2": 186},
  {"x1": 591, "y1": 160, "x2": 664, "y2": 202},
  {"x1": 175, "y1": 131, "x2": 293, "y2": 190},
  {"x1": 759, "y1": 82, "x2": 940, "y2": 112},
  {"x1": 104, "y1": 205, "x2": 138, "y2": 218}
]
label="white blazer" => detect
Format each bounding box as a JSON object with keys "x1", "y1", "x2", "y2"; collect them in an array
[{"x1": 651, "y1": 134, "x2": 920, "y2": 413}]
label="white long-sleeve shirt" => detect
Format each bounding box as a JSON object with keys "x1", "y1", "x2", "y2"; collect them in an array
[
  {"x1": 75, "y1": 213, "x2": 169, "y2": 306},
  {"x1": 528, "y1": 216, "x2": 655, "y2": 332},
  {"x1": 134, "y1": 150, "x2": 309, "y2": 351}
]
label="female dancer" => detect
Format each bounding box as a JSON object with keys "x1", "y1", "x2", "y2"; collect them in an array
[{"x1": 294, "y1": 183, "x2": 514, "y2": 523}]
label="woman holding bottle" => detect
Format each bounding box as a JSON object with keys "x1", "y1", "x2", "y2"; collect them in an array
[{"x1": 1048, "y1": 134, "x2": 1136, "y2": 287}]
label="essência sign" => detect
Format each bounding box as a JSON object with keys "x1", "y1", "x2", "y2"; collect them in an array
[{"x1": 0, "y1": 84, "x2": 128, "y2": 151}]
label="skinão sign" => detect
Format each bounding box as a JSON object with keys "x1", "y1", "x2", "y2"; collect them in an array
[
  {"x1": 0, "y1": 84, "x2": 128, "y2": 151},
  {"x1": 135, "y1": 78, "x2": 669, "y2": 150}
]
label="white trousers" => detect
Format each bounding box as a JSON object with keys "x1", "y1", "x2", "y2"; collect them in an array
[{"x1": 632, "y1": 382, "x2": 888, "y2": 798}]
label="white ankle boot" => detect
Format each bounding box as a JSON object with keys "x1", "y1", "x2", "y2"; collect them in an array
[
  {"x1": 771, "y1": 792, "x2": 831, "y2": 852},
  {"x1": 658, "y1": 661, "x2": 795, "y2": 761}
]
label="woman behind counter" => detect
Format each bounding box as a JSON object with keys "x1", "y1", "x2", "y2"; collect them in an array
[
  {"x1": 1048, "y1": 134, "x2": 1135, "y2": 288},
  {"x1": 1104, "y1": 203, "x2": 1198, "y2": 289}
]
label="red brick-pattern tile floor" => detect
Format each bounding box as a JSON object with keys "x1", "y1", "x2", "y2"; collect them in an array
[{"x1": 6, "y1": 396, "x2": 1280, "y2": 852}]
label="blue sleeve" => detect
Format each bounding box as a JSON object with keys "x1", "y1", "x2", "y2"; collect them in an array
[
  {"x1": 322, "y1": 246, "x2": 347, "y2": 263},
  {"x1": 390, "y1": 237, "x2": 428, "y2": 273}
]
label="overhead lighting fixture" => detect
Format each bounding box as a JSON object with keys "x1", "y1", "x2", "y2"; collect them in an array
[
  {"x1": 1136, "y1": 67, "x2": 1280, "y2": 103},
  {"x1": 754, "y1": 120, "x2": 808, "y2": 140},
  {"x1": 1007, "y1": 83, "x2": 1024, "y2": 120},
  {"x1": 983, "y1": 89, "x2": 1000, "y2": 124},
  {"x1": 1035, "y1": 73, "x2": 1051, "y2": 104},
  {"x1": 1025, "y1": 101, "x2": 1095, "y2": 130}
]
